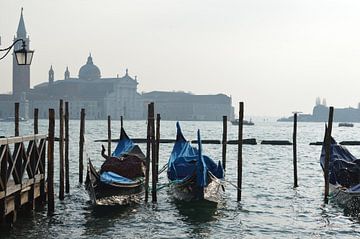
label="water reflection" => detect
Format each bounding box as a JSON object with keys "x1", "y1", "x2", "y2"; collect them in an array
[
  {"x1": 171, "y1": 199, "x2": 219, "y2": 238},
  {"x1": 82, "y1": 203, "x2": 140, "y2": 237}
]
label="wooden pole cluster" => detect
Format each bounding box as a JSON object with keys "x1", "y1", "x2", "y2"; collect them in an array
[
  {"x1": 222, "y1": 115, "x2": 227, "y2": 171},
  {"x1": 79, "y1": 108, "x2": 85, "y2": 184},
  {"x1": 108, "y1": 115, "x2": 111, "y2": 157},
  {"x1": 65, "y1": 102, "x2": 70, "y2": 193},
  {"x1": 47, "y1": 109, "x2": 55, "y2": 214},
  {"x1": 15, "y1": 102, "x2": 19, "y2": 136},
  {"x1": 324, "y1": 106, "x2": 334, "y2": 203},
  {"x1": 59, "y1": 100, "x2": 65, "y2": 200},
  {"x1": 237, "y1": 102, "x2": 244, "y2": 202},
  {"x1": 145, "y1": 102, "x2": 158, "y2": 202},
  {"x1": 293, "y1": 113, "x2": 298, "y2": 188}
]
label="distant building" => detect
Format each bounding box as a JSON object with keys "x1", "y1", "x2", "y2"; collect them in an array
[
  {"x1": 142, "y1": 91, "x2": 234, "y2": 121},
  {"x1": 278, "y1": 98, "x2": 360, "y2": 122},
  {"x1": 28, "y1": 56, "x2": 143, "y2": 119},
  {"x1": 0, "y1": 10, "x2": 234, "y2": 122}
]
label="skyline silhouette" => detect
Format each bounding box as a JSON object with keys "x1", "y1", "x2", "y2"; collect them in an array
[{"x1": 1, "y1": 0, "x2": 360, "y2": 117}]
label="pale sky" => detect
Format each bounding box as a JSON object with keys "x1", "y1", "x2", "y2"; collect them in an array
[{"x1": 1, "y1": 0, "x2": 360, "y2": 117}]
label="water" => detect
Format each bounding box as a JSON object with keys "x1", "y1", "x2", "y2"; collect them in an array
[{"x1": 1, "y1": 120, "x2": 360, "y2": 238}]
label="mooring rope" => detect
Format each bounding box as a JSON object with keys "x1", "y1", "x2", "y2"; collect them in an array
[
  {"x1": 207, "y1": 171, "x2": 241, "y2": 191},
  {"x1": 158, "y1": 164, "x2": 168, "y2": 175}
]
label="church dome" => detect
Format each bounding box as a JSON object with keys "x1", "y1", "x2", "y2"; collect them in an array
[{"x1": 78, "y1": 54, "x2": 101, "y2": 80}]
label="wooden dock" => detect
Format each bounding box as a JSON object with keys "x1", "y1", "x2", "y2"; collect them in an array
[{"x1": 0, "y1": 134, "x2": 47, "y2": 223}]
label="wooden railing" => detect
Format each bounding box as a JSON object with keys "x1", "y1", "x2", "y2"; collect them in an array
[{"x1": 0, "y1": 134, "x2": 47, "y2": 221}]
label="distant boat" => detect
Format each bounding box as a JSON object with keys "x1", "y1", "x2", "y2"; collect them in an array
[
  {"x1": 0, "y1": 117, "x2": 27, "y2": 122},
  {"x1": 339, "y1": 122, "x2": 354, "y2": 127},
  {"x1": 231, "y1": 119, "x2": 254, "y2": 126}
]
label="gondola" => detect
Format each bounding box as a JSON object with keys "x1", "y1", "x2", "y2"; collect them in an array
[
  {"x1": 167, "y1": 122, "x2": 224, "y2": 203},
  {"x1": 85, "y1": 127, "x2": 146, "y2": 206},
  {"x1": 320, "y1": 136, "x2": 360, "y2": 211}
]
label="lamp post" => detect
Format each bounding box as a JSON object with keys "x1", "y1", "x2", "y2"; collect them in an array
[{"x1": 0, "y1": 38, "x2": 34, "y2": 65}]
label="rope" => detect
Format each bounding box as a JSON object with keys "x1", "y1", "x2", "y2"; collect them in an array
[
  {"x1": 208, "y1": 170, "x2": 241, "y2": 191},
  {"x1": 158, "y1": 164, "x2": 168, "y2": 175}
]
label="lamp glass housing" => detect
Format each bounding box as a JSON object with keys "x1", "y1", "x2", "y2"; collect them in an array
[{"x1": 15, "y1": 47, "x2": 34, "y2": 65}]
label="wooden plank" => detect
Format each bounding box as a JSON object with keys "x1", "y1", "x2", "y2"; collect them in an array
[
  {"x1": 6, "y1": 137, "x2": 23, "y2": 145},
  {"x1": 21, "y1": 185, "x2": 31, "y2": 192},
  {"x1": 0, "y1": 191, "x2": 5, "y2": 199},
  {"x1": 22, "y1": 135, "x2": 36, "y2": 142},
  {"x1": 22, "y1": 178, "x2": 35, "y2": 188},
  {"x1": 34, "y1": 183, "x2": 40, "y2": 198},
  {"x1": 34, "y1": 174, "x2": 44, "y2": 181},
  {"x1": 5, "y1": 196, "x2": 15, "y2": 215},
  {"x1": 0, "y1": 135, "x2": 47, "y2": 146},
  {"x1": 20, "y1": 190, "x2": 29, "y2": 205},
  {"x1": 0, "y1": 138, "x2": 8, "y2": 146},
  {"x1": 6, "y1": 184, "x2": 21, "y2": 196}
]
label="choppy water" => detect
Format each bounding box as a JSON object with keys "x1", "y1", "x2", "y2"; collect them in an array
[{"x1": 1, "y1": 119, "x2": 360, "y2": 238}]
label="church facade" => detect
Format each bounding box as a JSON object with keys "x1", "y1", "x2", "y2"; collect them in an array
[
  {"x1": 0, "y1": 10, "x2": 234, "y2": 121},
  {"x1": 28, "y1": 55, "x2": 144, "y2": 119}
]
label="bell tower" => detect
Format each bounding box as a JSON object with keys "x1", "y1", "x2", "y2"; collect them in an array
[
  {"x1": 48, "y1": 65, "x2": 54, "y2": 84},
  {"x1": 12, "y1": 8, "x2": 30, "y2": 96}
]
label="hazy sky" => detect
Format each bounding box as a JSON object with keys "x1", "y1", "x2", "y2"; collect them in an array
[{"x1": 1, "y1": 0, "x2": 360, "y2": 117}]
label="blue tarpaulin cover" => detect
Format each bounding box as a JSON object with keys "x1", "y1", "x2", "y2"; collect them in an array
[
  {"x1": 320, "y1": 136, "x2": 360, "y2": 189},
  {"x1": 100, "y1": 171, "x2": 135, "y2": 184},
  {"x1": 100, "y1": 127, "x2": 145, "y2": 183},
  {"x1": 167, "y1": 122, "x2": 224, "y2": 187},
  {"x1": 111, "y1": 127, "x2": 135, "y2": 158}
]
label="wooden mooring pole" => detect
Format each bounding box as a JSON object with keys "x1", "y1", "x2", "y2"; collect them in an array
[
  {"x1": 237, "y1": 102, "x2": 244, "y2": 202},
  {"x1": 79, "y1": 108, "x2": 85, "y2": 184},
  {"x1": 120, "y1": 115, "x2": 123, "y2": 128},
  {"x1": 48, "y1": 109, "x2": 55, "y2": 214},
  {"x1": 34, "y1": 108, "x2": 39, "y2": 134},
  {"x1": 65, "y1": 102, "x2": 70, "y2": 193},
  {"x1": 155, "y1": 113, "x2": 161, "y2": 182},
  {"x1": 293, "y1": 113, "x2": 298, "y2": 188},
  {"x1": 15, "y1": 102, "x2": 19, "y2": 136},
  {"x1": 59, "y1": 100, "x2": 65, "y2": 200},
  {"x1": 324, "y1": 106, "x2": 334, "y2": 203},
  {"x1": 145, "y1": 103, "x2": 152, "y2": 202},
  {"x1": 108, "y1": 115, "x2": 111, "y2": 157},
  {"x1": 222, "y1": 115, "x2": 227, "y2": 171},
  {"x1": 151, "y1": 106, "x2": 157, "y2": 202}
]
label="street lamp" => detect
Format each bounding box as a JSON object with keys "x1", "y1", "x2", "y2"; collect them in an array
[{"x1": 0, "y1": 38, "x2": 34, "y2": 65}]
